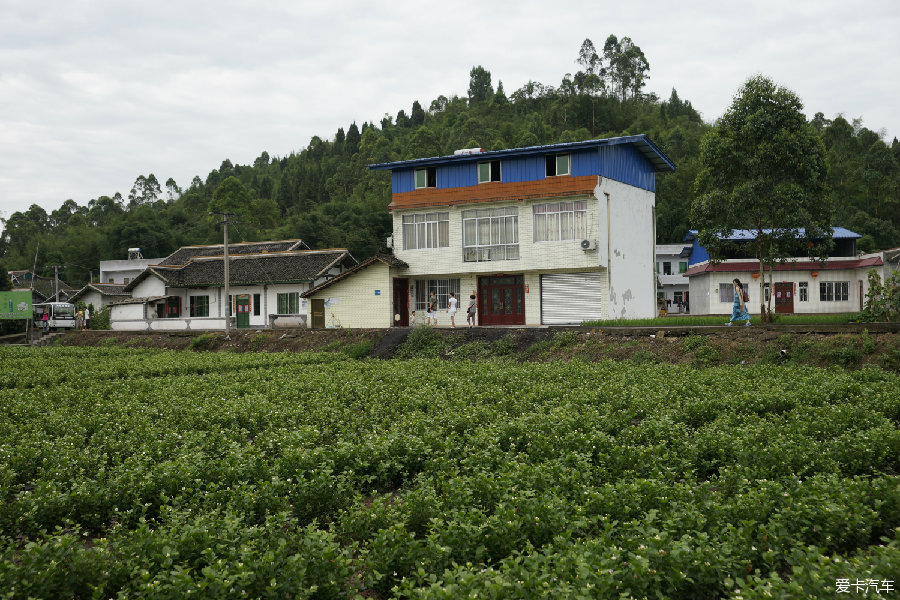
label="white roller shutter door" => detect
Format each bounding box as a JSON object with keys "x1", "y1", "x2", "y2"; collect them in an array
[{"x1": 541, "y1": 272, "x2": 604, "y2": 325}]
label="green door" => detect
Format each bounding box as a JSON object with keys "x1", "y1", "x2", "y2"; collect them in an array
[{"x1": 236, "y1": 294, "x2": 250, "y2": 329}]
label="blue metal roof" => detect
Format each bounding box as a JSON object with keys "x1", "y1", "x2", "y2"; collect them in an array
[
  {"x1": 685, "y1": 228, "x2": 860, "y2": 241},
  {"x1": 368, "y1": 134, "x2": 676, "y2": 173}
]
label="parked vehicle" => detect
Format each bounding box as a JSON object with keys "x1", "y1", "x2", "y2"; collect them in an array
[{"x1": 33, "y1": 302, "x2": 77, "y2": 331}]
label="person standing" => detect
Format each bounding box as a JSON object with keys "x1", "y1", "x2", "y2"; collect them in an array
[
  {"x1": 447, "y1": 292, "x2": 458, "y2": 328},
  {"x1": 75, "y1": 310, "x2": 84, "y2": 331},
  {"x1": 466, "y1": 294, "x2": 477, "y2": 327},
  {"x1": 427, "y1": 291, "x2": 438, "y2": 326},
  {"x1": 726, "y1": 278, "x2": 751, "y2": 326},
  {"x1": 41, "y1": 311, "x2": 49, "y2": 333},
  {"x1": 83, "y1": 307, "x2": 91, "y2": 330}
]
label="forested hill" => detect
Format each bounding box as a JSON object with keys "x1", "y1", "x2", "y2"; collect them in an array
[{"x1": 2, "y1": 36, "x2": 899, "y2": 287}]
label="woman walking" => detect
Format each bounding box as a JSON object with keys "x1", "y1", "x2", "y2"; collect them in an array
[{"x1": 726, "y1": 278, "x2": 752, "y2": 326}]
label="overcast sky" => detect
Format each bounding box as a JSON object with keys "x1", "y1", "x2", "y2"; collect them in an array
[{"x1": 1, "y1": 0, "x2": 897, "y2": 225}]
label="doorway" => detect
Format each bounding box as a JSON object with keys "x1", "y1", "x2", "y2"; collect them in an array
[
  {"x1": 478, "y1": 275, "x2": 525, "y2": 325},
  {"x1": 235, "y1": 294, "x2": 250, "y2": 328},
  {"x1": 393, "y1": 278, "x2": 409, "y2": 326},
  {"x1": 774, "y1": 282, "x2": 794, "y2": 314},
  {"x1": 310, "y1": 298, "x2": 325, "y2": 328}
]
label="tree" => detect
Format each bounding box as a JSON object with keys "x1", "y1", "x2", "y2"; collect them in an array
[
  {"x1": 692, "y1": 75, "x2": 832, "y2": 321},
  {"x1": 467, "y1": 66, "x2": 494, "y2": 104},
  {"x1": 209, "y1": 176, "x2": 252, "y2": 217}
]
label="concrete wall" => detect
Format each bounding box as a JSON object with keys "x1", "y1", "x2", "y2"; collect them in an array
[
  {"x1": 306, "y1": 263, "x2": 394, "y2": 328},
  {"x1": 599, "y1": 178, "x2": 656, "y2": 319},
  {"x1": 689, "y1": 269, "x2": 869, "y2": 315},
  {"x1": 389, "y1": 175, "x2": 654, "y2": 323}
]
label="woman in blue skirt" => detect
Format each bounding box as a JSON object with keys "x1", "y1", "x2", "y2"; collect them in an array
[{"x1": 726, "y1": 278, "x2": 751, "y2": 326}]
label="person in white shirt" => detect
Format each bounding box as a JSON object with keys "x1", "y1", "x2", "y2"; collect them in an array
[{"x1": 447, "y1": 292, "x2": 458, "y2": 328}]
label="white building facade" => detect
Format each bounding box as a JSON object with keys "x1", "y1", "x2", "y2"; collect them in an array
[{"x1": 364, "y1": 136, "x2": 675, "y2": 326}]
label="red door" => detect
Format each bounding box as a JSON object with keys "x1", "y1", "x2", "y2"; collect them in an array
[
  {"x1": 774, "y1": 282, "x2": 794, "y2": 314},
  {"x1": 478, "y1": 275, "x2": 525, "y2": 325},
  {"x1": 393, "y1": 278, "x2": 409, "y2": 326}
]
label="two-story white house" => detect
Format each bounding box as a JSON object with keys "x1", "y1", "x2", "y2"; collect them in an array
[
  {"x1": 655, "y1": 243, "x2": 692, "y2": 313},
  {"x1": 303, "y1": 136, "x2": 675, "y2": 327}
]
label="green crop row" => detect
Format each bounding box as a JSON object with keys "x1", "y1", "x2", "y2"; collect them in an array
[{"x1": 0, "y1": 347, "x2": 898, "y2": 598}]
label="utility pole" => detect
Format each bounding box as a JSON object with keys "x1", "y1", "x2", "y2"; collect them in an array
[
  {"x1": 210, "y1": 212, "x2": 235, "y2": 338},
  {"x1": 49, "y1": 265, "x2": 62, "y2": 302}
]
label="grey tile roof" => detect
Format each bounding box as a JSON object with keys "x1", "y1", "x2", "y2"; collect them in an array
[
  {"x1": 302, "y1": 253, "x2": 407, "y2": 298},
  {"x1": 128, "y1": 250, "x2": 353, "y2": 291},
  {"x1": 70, "y1": 283, "x2": 130, "y2": 303},
  {"x1": 9, "y1": 272, "x2": 75, "y2": 302},
  {"x1": 160, "y1": 240, "x2": 306, "y2": 266}
]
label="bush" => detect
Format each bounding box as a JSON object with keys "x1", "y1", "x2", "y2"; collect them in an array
[
  {"x1": 683, "y1": 335, "x2": 706, "y2": 351},
  {"x1": 551, "y1": 330, "x2": 578, "y2": 349},
  {"x1": 89, "y1": 306, "x2": 111, "y2": 330},
  {"x1": 343, "y1": 340, "x2": 373, "y2": 359},
  {"x1": 395, "y1": 327, "x2": 450, "y2": 358},
  {"x1": 189, "y1": 333, "x2": 218, "y2": 351}
]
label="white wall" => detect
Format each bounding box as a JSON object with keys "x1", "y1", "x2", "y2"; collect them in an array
[
  {"x1": 131, "y1": 277, "x2": 166, "y2": 297},
  {"x1": 599, "y1": 178, "x2": 656, "y2": 319},
  {"x1": 689, "y1": 270, "x2": 868, "y2": 315},
  {"x1": 390, "y1": 176, "x2": 655, "y2": 323},
  {"x1": 393, "y1": 200, "x2": 602, "y2": 277},
  {"x1": 306, "y1": 263, "x2": 394, "y2": 328}
]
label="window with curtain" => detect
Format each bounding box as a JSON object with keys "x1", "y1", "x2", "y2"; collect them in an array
[
  {"x1": 462, "y1": 206, "x2": 519, "y2": 262},
  {"x1": 533, "y1": 201, "x2": 586, "y2": 242},
  {"x1": 402, "y1": 212, "x2": 449, "y2": 250},
  {"x1": 189, "y1": 295, "x2": 209, "y2": 317},
  {"x1": 277, "y1": 292, "x2": 300, "y2": 314}
]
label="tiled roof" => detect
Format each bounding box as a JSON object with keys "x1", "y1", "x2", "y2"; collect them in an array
[
  {"x1": 70, "y1": 283, "x2": 130, "y2": 302},
  {"x1": 10, "y1": 272, "x2": 76, "y2": 302},
  {"x1": 159, "y1": 240, "x2": 306, "y2": 266},
  {"x1": 684, "y1": 256, "x2": 884, "y2": 277},
  {"x1": 302, "y1": 253, "x2": 407, "y2": 298},
  {"x1": 126, "y1": 250, "x2": 353, "y2": 291}
]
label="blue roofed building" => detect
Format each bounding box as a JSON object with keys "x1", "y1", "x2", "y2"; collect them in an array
[
  {"x1": 349, "y1": 135, "x2": 676, "y2": 326},
  {"x1": 682, "y1": 228, "x2": 894, "y2": 315},
  {"x1": 300, "y1": 135, "x2": 675, "y2": 327}
]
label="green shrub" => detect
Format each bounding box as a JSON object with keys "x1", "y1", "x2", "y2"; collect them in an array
[
  {"x1": 343, "y1": 340, "x2": 373, "y2": 359},
  {"x1": 395, "y1": 326, "x2": 450, "y2": 358},
  {"x1": 450, "y1": 341, "x2": 492, "y2": 360},
  {"x1": 551, "y1": 330, "x2": 578, "y2": 349},
  {"x1": 492, "y1": 334, "x2": 516, "y2": 356},
  {"x1": 523, "y1": 340, "x2": 552, "y2": 359},
  {"x1": 691, "y1": 345, "x2": 720, "y2": 367},
  {"x1": 189, "y1": 333, "x2": 217, "y2": 352},
  {"x1": 683, "y1": 334, "x2": 706, "y2": 351}
]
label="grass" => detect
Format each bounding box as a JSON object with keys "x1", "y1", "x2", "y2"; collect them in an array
[{"x1": 583, "y1": 313, "x2": 860, "y2": 327}]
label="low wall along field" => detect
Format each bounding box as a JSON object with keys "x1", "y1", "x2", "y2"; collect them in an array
[{"x1": 1, "y1": 346, "x2": 898, "y2": 598}]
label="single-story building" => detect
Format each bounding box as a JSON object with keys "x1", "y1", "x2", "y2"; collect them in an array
[
  {"x1": 70, "y1": 283, "x2": 130, "y2": 309},
  {"x1": 109, "y1": 241, "x2": 355, "y2": 331},
  {"x1": 301, "y1": 254, "x2": 409, "y2": 328},
  {"x1": 683, "y1": 229, "x2": 898, "y2": 315}
]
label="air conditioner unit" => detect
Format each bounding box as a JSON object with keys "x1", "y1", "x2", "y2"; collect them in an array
[
  {"x1": 580, "y1": 239, "x2": 597, "y2": 251},
  {"x1": 385, "y1": 236, "x2": 394, "y2": 249}
]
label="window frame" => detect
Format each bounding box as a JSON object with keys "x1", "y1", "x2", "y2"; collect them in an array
[
  {"x1": 461, "y1": 206, "x2": 519, "y2": 262},
  {"x1": 545, "y1": 153, "x2": 571, "y2": 177},
  {"x1": 663, "y1": 262, "x2": 672, "y2": 275},
  {"x1": 819, "y1": 281, "x2": 849, "y2": 302},
  {"x1": 189, "y1": 295, "x2": 209, "y2": 317},
  {"x1": 253, "y1": 293, "x2": 261, "y2": 316},
  {"x1": 414, "y1": 166, "x2": 437, "y2": 189},
  {"x1": 401, "y1": 212, "x2": 450, "y2": 250},
  {"x1": 477, "y1": 160, "x2": 501, "y2": 184},
  {"x1": 414, "y1": 279, "x2": 460, "y2": 312},
  {"x1": 799, "y1": 281, "x2": 808, "y2": 302},
  {"x1": 679, "y1": 262, "x2": 688, "y2": 274},
  {"x1": 277, "y1": 292, "x2": 300, "y2": 314},
  {"x1": 532, "y1": 201, "x2": 587, "y2": 242}
]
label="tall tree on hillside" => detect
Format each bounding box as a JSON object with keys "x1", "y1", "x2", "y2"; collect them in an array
[
  {"x1": 692, "y1": 75, "x2": 832, "y2": 321},
  {"x1": 467, "y1": 66, "x2": 494, "y2": 104}
]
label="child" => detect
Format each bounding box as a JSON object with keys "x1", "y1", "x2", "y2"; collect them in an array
[{"x1": 409, "y1": 310, "x2": 416, "y2": 327}]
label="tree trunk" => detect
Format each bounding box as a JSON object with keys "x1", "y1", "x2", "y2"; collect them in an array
[{"x1": 759, "y1": 259, "x2": 766, "y2": 323}]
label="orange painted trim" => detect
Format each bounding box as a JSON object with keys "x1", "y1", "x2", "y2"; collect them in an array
[{"x1": 388, "y1": 175, "x2": 598, "y2": 211}]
